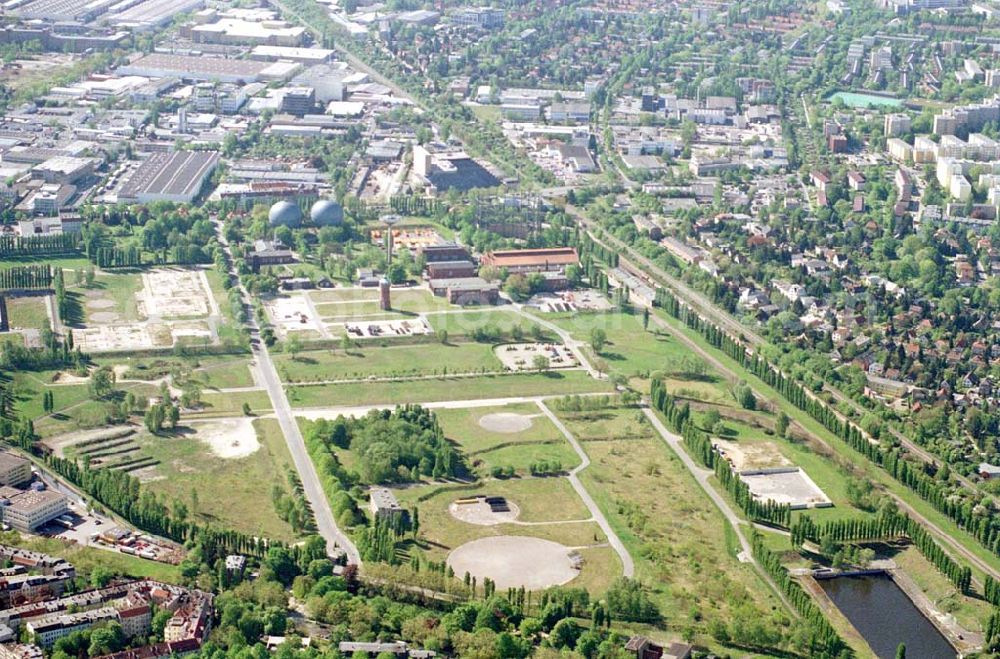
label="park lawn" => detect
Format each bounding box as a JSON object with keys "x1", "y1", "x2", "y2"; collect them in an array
[
  {"x1": 309, "y1": 288, "x2": 380, "y2": 303},
  {"x1": 569, "y1": 545, "x2": 623, "y2": 594},
  {"x1": 659, "y1": 377, "x2": 734, "y2": 406},
  {"x1": 5, "y1": 296, "x2": 50, "y2": 331},
  {"x1": 472, "y1": 441, "x2": 580, "y2": 476},
  {"x1": 654, "y1": 306, "x2": 1000, "y2": 580},
  {"x1": 551, "y1": 312, "x2": 728, "y2": 396},
  {"x1": 194, "y1": 390, "x2": 272, "y2": 417},
  {"x1": 315, "y1": 300, "x2": 385, "y2": 319},
  {"x1": 400, "y1": 474, "x2": 592, "y2": 522},
  {"x1": 555, "y1": 406, "x2": 651, "y2": 443},
  {"x1": 286, "y1": 370, "x2": 614, "y2": 408},
  {"x1": 274, "y1": 342, "x2": 504, "y2": 383},
  {"x1": 138, "y1": 418, "x2": 300, "y2": 542},
  {"x1": 426, "y1": 309, "x2": 548, "y2": 338},
  {"x1": 80, "y1": 272, "x2": 143, "y2": 323},
  {"x1": 575, "y1": 431, "x2": 787, "y2": 635},
  {"x1": 388, "y1": 289, "x2": 454, "y2": 313},
  {"x1": 5, "y1": 534, "x2": 183, "y2": 583},
  {"x1": 12, "y1": 370, "x2": 158, "y2": 436},
  {"x1": 470, "y1": 104, "x2": 502, "y2": 123},
  {"x1": 434, "y1": 403, "x2": 579, "y2": 474},
  {"x1": 101, "y1": 355, "x2": 255, "y2": 390},
  {"x1": 203, "y1": 268, "x2": 232, "y2": 321},
  {"x1": 435, "y1": 403, "x2": 561, "y2": 453},
  {"x1": 188, "y1": 357, "x2": 255, "y2": 389},
  {"x1": 2, "y1": 255, "x2": 91, "y2": 270}
]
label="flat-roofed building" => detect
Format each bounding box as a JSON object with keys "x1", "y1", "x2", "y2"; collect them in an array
[
  {"x1": 188, "y1": 18, "x2": 306, "y2": 46},
  {"x1": 452, "y1": 6, "x2": 504, "y2": 28},
  {"x1": 0, "y1": 454, "x2": 30, "y2": 488},
  {"x1": 250, "y1": 45, "x2": 333, "y2": 64},
  {"x1": 0, "y1": 489, "x2": 69, "y2": 532},
  {"x1": 118, "y1": 53, "x2": 289, "y2": 84},
  {"x1": 118, "y1": 151, "x2": 219, "y2": 204},
  {"x1": 33, "y1": 157, "x2": 98, "y2": 185},
  {"x1": 480, "y1": 247, "x2": 579, "y2": 273},
  {"x1": 369, "y1": 488, "x2": 406, "y2": 521}
]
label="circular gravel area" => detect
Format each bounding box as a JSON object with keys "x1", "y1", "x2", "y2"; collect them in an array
[
  {"x1": 478, "y1": 412, "x2": 534, "y2": 433},
  {"x1": 449, "y1": 498, "x2": 520, "y2": 525},
  {"x1": 447, "y1": 536, "x2": 579, "y2": 589}
]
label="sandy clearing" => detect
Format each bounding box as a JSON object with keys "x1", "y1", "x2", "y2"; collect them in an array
[
  {"x1": 449, "y1": 498, "x2": 520, "y2": 525},
  {"x1": 190, "y1": 418, "x2": 260, "y2": 459},
  {"x1": 478, "y1": 412, "x2": 534, "y2": 433},
  {"x1": 89, "y1": 312, "x2": 122, "y2": 323},
  {"x1": 447, "y1": 536, "x2": 579, "y2": 590}
]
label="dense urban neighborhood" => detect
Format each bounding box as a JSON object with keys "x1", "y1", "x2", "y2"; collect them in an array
[{"x1": 5, "y1": 0, "x2": 1000, "y2": 657}]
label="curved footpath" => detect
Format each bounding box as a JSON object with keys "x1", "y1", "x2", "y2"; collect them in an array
[{"x1": 536, "y1": 400, "x2": 635, "y2": 578}]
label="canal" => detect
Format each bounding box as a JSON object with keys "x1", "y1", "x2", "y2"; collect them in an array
[{"x1": 819, "y1": 574, "x2": 956, "y2": 659}]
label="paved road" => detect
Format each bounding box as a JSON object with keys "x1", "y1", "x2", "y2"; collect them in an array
[
  {"x1": 536, "y1": 400, "x2": 635, "y2": 578},
  {"x1": 213, "y1": 219, "x2": 361, "y2": 566},
  {"x1": 641, "y1": 406, "x2": 799, "y2": 616}
]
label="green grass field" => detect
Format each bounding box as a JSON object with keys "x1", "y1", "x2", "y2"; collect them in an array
[
  {"x1": 99, "y1": 355, "x2": 255, "y2": 390},
  {"x1": 11, "y1": 369, "x2": 159, "y2": 437},
  {"x1": 5, "y1": 296, "x2": 50, "y2": 331},
  {"x1": 309, "y1": 288, "x2": 452, "y2": 315},
  {"x1": 314, "y1": 300, "x2": 386, "y2": 319},
  {"x1": 309, "y1": 288, "x2": 380, "y2": 303},
  {"x1": 193, "y1": 390, "x2": 272, "y2": 417},
  {"x1": 434, "y1": 403, "x2": 580, "y2": 475},
  {"x1": 426, "y1": 309, "x2": 549, "y2": 338},
  {"x1": 138, "y1": 418, "x2": 301, "y2": 542},
  {"x1": 3, "y1": 255, "x2": 91, "y2": 269},
  {"x1": 470, "y1": 104, "x2": 502, "y2": 123},
  {"x1": 274, "y1": 343, "x2": 503, "y2": 383},
  {"x1": 550, "y1": 312, "x2": 728, "y2": 398},
  {"x1": 286, "y1": 370, "x2": 613, "y2": 408},
  {"x1": 556, "y1": 406, "x2": 651, "y2": 443}
]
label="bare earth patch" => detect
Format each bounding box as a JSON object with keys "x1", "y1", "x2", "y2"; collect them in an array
[
  {"x1": 86, "y1": 299, "x2": 115, "y2": 309},
  {"x1": 191, "y1": 418, "x2": 260, "y2": 459},
  {"x1": 51, "y1": 371, "x2": 91, "y2": 384},
  {"x1": 89, "y1": 311, "x2": 122, "y2": 324},
  {"x1": 449, "y1": 497, "x2": 520, "y2": 525},
  {"x1": 447, "y1": 536, "x2": 580, "y2": 590},
  {"x1": 478, "y1": 412, "x2": 534, "y2": 433},
  {"x1": 132, "y1": 465, "x2": 165, "y2": 483}
]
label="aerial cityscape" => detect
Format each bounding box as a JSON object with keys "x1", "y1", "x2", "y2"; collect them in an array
[{"x1": 3, "y1": 0, "x2": 1000, "y2": 657}]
